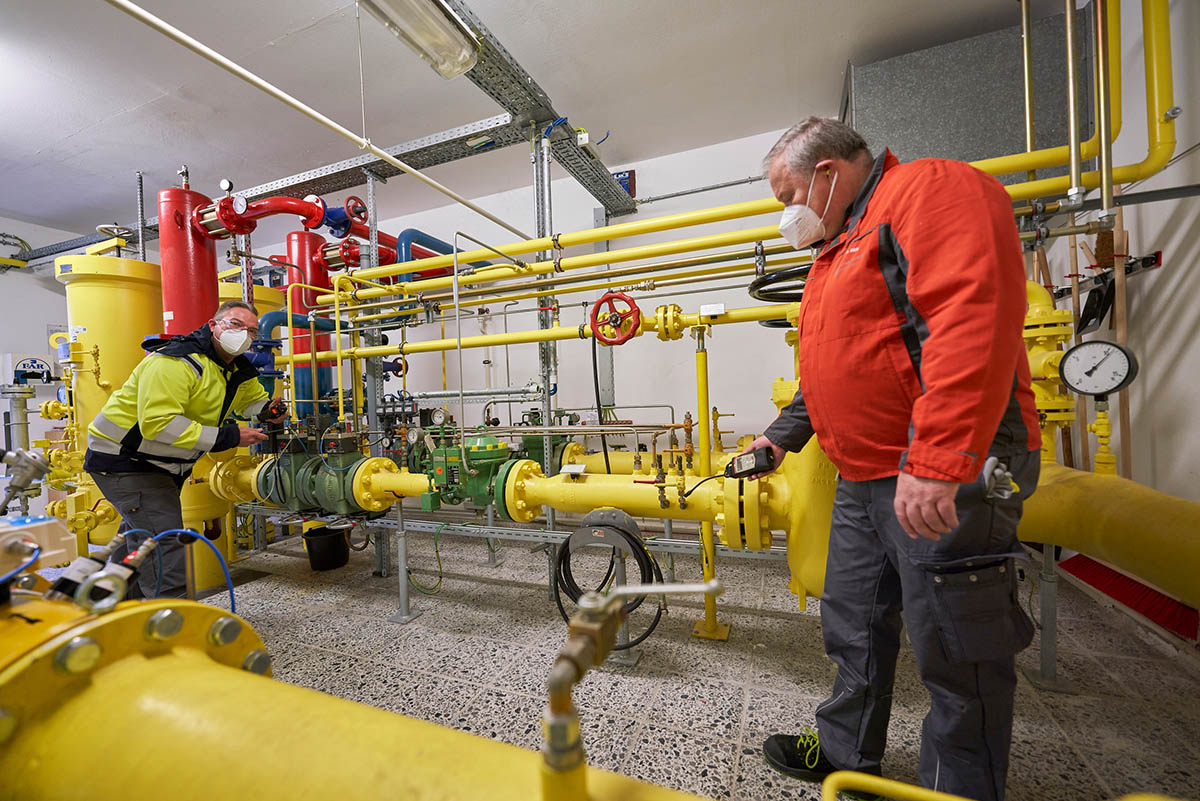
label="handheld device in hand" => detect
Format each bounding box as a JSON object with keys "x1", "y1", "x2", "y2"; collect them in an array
[
  {"x1": 257, "y1": 397, "x2": 288, "y2": 423},
  {"x1": 726, "y1": 447, "x2": 775, "y2": 479}
]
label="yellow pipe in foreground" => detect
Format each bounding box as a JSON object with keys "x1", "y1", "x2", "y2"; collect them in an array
[
  {"x1": 694, "y1": 332, "x2": 723, "y2": 637},
  {"x1": 0, "y1": 597, "x2": 705, "y2": 801},
  {"x1": 1019, "y1": 464, "x2": 1200, "y2": 609},
  {"x1": 1003, "y1": 0, "x2": 1173, "y2": 201}
]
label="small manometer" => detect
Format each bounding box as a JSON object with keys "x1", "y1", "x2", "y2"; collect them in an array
[
  {"x1": 430, "y1": 408, "x2": 447, "y2": 426},
  {"x1": 1059, "y1": 341, "x2": 1139, "y2": 398},
  {"x1": 406, "y1": 427, "x2": 422, "y2": 445}
]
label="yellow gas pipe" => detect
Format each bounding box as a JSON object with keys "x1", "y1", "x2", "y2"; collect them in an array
[
  {"x1": 0, "y1": 596, "x2": 703, "y2": 801},
  {"x1": 286, "y1": 302, "x2": 795, "y2": 366},
  {"x1": 316, "y1": 224, "x2": 784, "y2": 306}
]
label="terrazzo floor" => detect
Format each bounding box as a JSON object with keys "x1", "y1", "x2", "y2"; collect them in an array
[{"x1": 201, "y1": 531, "x2": 1200, "y2": 801}]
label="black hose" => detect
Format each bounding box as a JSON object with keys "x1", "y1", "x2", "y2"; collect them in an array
[
  {"x1": 590, "y1": 333, "x2": 612, "y2": 474},
  {"x1": 748, "y1": 261, "x2": 810, "y2": 302},
  {"x1": 552, "y1": 528, "x2": 664, "y2": 651}
]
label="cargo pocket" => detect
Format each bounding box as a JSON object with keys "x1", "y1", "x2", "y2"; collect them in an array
[{"x1": 922, "y1": 560, "x2": 1033, "y2": 663}]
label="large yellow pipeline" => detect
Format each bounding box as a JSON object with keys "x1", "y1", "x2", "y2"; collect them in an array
[
  {"x1": 286, "y1": 302, "x2": 795, "y2": 365},
  {"x1": 316, "y1": 224, "x2": 783, "y2": 305},
  {"x1": 0, "y1": 597, "x2": 704, "y2": 801},
  {"x1": 1020, "y1": 465, "x2": 1200, "y2": 609},
  {"x1": 1003, "y1": 0, "x2": 1173, "y2": 201}
]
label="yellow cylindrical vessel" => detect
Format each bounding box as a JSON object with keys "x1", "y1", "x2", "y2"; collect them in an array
[{"x1": 53, "y1": 255, "x2": 163, "y2": 546}]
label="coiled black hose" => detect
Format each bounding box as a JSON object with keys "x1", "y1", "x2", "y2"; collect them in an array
[
  {"x1": 748, "y1": 261, "x2": 810, "y2": 302},
  {"x1": 552, "y1": 530, "x2": 664, "y2": 650}
]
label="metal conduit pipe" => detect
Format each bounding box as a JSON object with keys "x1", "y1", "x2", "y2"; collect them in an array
[
  {"x1": 1019, "y1": 0, "x2": 1038, "y2": 182},
  {"x1": 285, "y1": 303, "x2": 794, "y2": 364},
  {"x1": 104, "y1": 0, "x2": 530, "y2": 239},
  {"x1": 970, "y1": 0, "x2": 1123, "y2": 178},
  {"x1": 1004, "y1": 0, "x2": 1174, "y2": 202}
]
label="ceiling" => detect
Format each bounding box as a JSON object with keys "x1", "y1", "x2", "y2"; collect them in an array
[{"x1": 0, "y1": 0, "x2": 1062, "y2": 238}]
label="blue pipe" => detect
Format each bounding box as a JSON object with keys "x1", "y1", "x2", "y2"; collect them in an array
[{"x1": 258, "y1": 311, "x2": 343, "y2": 413}]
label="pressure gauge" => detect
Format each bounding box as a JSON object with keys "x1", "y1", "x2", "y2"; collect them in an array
[
  {"x1": 430, "y1": 408, "x2": 447, "y2": 426},
  {"x1": 1059, "y1": 341, "x2": 1139, "y2": 397},
  {"x1": 231, "y1": 194, "x2": 248, "y2": 215},
  {"x1": 406, "y1": 427, "x2": 422, "y2": 445}
]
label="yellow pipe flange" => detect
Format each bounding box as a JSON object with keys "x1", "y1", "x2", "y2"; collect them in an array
[
  {"x1": 654, "y1": 304, "x2": 685, "y2": 342},
  {"x1": 39, "y1": 399, "x2": 69, "y2": 420},
  {"x1": 742, "y1": 478, "x2": 770, "y2": 551},
  {"x1": 719, "y1": 476, "x2": 741, "y2": 549},
  {"x1": 505, "y1": 459, "x2": 544, "y2": 523},
  {"x1": 351, "y1": 456, "x2": 402, "y2": 512},
  {"x1": 207, "y1": 455, "x2": 265, "y2": 504}
]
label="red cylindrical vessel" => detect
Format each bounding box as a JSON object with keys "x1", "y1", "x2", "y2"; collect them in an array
[
  {"x1": 286, "y1": 231, "x2": 332, "y2": 367},
  {"x1": 158, "y1": 188, "x2": 218, "y2": 335}
]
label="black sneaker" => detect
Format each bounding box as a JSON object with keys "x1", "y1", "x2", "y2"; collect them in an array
[{"x1": 762, "y1": 730, "x2": 884, "y2": 801}]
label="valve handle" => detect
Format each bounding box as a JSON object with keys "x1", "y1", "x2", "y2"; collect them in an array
[
  {"x1": 578, "y1": 578, "x2": 723, "y2": 613},
  {"x1": 344, "y1": 195, "x2": 368, "y2": 224},
  {"x1": 590, "y1": 291, "x2": 642, "y2": 346}
]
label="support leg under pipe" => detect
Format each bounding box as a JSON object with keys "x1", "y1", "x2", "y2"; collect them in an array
[
  {"x1": 691, "y1": 328, "x2": 729, "y2": 641},
  {"x1": 388, "y1": 505, "x2": 421, "y2": 624},
  {"x1": 1022, "y1": 545, "x2": 1076, "y2": 693},
  {"x1": 607, "y1": 554, "x2": 642, "y2": 667}
]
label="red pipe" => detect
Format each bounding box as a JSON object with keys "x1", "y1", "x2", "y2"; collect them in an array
[
  {"x1": 286, "y1": 231, "x2": 332, "y2": 367},
  {"x1": 323, "y1": 240, "x2": 398, "y2": 270},
  {"x1": 198, "y1": 195, "x2": 327, "y2": 239},
  {"x1": 347, "y1": 220, "x2": 398, "y2": 250},
  {"x1": 158, "y1": 187, "x2": 218, "y2": 335}
]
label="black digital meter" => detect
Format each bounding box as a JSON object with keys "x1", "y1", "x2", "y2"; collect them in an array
[{"x1": 726, "y1": 447, "x2": 775, "y2": 479}]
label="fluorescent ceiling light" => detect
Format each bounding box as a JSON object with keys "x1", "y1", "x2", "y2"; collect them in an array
[{"x1": 360, "y1": 0, "x2": 479, "y2": 79}]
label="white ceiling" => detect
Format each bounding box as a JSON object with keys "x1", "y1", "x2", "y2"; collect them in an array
[{"x1": 0, "y1": 0, "x2": 1061, "y2": 238}]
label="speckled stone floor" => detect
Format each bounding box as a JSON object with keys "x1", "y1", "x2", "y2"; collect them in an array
[{"x1": 201, "y1": 531, "x2": 1200, "y2": 800}]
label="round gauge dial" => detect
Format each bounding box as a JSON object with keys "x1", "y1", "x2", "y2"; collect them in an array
[
  {"x1": 1059, "y1": 341, "x2": 1139, "y2": 397},
  {"x1": 406, "y1": 427, "x2": 422, "y2": 445},
  {"x1": 231, "y1": 194, "x2": 248, "y2": 214},
  {"x1": 430, "y1": 408, "x2": 447, "y2": 426}
]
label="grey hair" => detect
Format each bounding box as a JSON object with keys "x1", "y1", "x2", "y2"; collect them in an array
[
  {"x1": 763, "y1": 117, "x2": 871, "y2": 177},
  {"x1": 214, "y1": 299, "x2": 259, "y2": 318}
]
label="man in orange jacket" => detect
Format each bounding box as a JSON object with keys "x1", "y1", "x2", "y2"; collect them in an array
[{"x1": 746, "y1": 117, "x2": 1040, "y2": 801}]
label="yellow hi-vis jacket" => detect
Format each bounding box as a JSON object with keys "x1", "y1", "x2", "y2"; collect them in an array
[{"x1": 84, "y1": 326, "x2": 269, "y2": 479}]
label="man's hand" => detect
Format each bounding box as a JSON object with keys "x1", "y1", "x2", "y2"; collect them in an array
[
  {"x1": 894, "y1": 471, "x2": 959, "y2": 541},
  {"x1": 259, "y1": 397, "x2": 289, "y2": 424},
  {"x1": 740, "y1": 435, "x2": 786, "y2": 480},
  {"x1": 238, "y1": 426, "x2": 268, "y2": 447}
]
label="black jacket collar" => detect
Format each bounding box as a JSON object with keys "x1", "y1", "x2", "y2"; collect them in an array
[{"x1": 142, "y1": 325, "x2": 256, "y2": 379}]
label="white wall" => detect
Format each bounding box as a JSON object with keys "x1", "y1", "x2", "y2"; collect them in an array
[
  {"x1": 0, "y1": 217, "x2": 77, "y2": 512},
  {"x1": 1043, "y1": 0, "x2": 1199, "y2": 501}
]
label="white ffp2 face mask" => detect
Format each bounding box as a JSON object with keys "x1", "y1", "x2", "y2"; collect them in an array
[
  {"x1": 216, "y1": 326, "x2": 251, "y2": 357},
  {"x1": 778, "y1": 168, "x2": 838, "y2": 249}
]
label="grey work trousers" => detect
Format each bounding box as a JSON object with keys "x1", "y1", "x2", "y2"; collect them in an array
[
  {"x1": 89, "y1": 471, "x2": 187, "y2": 599},
  {"x1": 815, "y1": 451, "x2": 1038, "y2": 801}
]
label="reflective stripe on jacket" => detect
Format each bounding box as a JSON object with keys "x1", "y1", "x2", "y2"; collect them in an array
[
  {"x1": 765, "y1": 149, "x2": 1040, "y2": 483},
  {"x1": 85, "y1": 326, "x2": 269, "y2": 476}
]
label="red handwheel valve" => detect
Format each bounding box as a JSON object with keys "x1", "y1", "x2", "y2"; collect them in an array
[
  {"x1": 590, "y1": 291, "x2": 642, "y2": 346},
  {"x1": 345, "y1": 195, "x2": 368, "y2": 223}
]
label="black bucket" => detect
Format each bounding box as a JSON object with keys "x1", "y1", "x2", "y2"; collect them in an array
[{"x1": 303, "y1": 527, "x2": 349, "y2": 571}]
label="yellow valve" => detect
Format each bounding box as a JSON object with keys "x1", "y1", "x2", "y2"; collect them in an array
[
  {"x1": 39, "y1": 399, "x2": 69, "y2": 420},
  {"x1": 1089, "y1": 408, "x2": 1118, "y2": 475}
]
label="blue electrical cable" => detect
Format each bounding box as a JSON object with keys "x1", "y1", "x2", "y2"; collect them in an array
[
  {"x1": 0, "y1": 545, "x2": 42, "y2": 585},
  {"x1": 151, "y1": 529, "x2": 237, "y2": 614},
  {"x1": 543, "y1": 116, "x2": 568, "y2": 137},
  {"x1": 595, "y1": 130, "x2": 610, "y2": 145}
]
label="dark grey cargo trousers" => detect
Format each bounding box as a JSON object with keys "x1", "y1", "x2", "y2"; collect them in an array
[
  {"x1": 89, "y1": 471, "x2": 188, "y2": 599},
  {"x1": 816, "y1": 451, "x2": 1038, "y2": 801}
]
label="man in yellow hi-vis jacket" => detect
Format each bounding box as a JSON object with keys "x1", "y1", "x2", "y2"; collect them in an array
[{"x1": 84, "y1": 300, "x2": 287, "y2": 597}]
